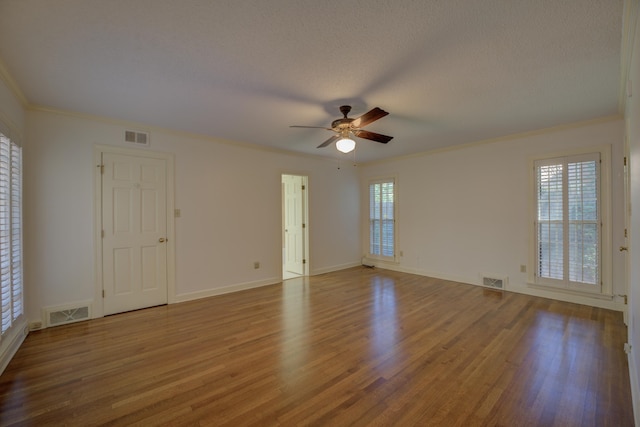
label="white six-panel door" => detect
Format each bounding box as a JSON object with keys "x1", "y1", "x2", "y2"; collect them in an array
[
  {"x1": 284, "y1": 174, "x2": 305, "y2": 276},
  {"x1": 102, "y1": 152, "x2": 168, "y2": 315}
]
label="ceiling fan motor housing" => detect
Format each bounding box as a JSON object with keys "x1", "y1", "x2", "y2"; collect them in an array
[{"x1": 331, "y1": 118, "x2": 354, "y2": 130}]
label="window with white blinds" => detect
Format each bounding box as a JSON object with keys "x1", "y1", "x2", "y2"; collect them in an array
[
  {"x1": 369, "y1": 179, "x2": 395, "y2": 258},
  {"x1": 535, "y1": 152, "x2": 600, "y2": 291},
  {"x1": 0, "y1": 132, "x2": 22, "y2": 336}
]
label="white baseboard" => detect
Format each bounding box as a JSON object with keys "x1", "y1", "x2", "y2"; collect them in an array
[
  {"x1": 0, "y1": 318, "x2": 28, "y2": 375},
  {"x1": 174, "y1": 276, "x2": 281, "y2": 303},
  {"x1": 368, "y1": 261, "x2": 624, "y2": 311},
  {"x1": 310, "y1": 261, "x2": 361, "y2": 276},
  {"x1": 628, "y1": 344, "x2": 640, "y2": 427},
  {"x1": 174, "y1": 262, "x2": 362, "y2": 303}
]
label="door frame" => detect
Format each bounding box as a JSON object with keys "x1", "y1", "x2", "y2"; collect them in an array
[
  {"x1": 281, "y1": 173, "x2": 309, "y2": 278},
  {"x1": 93, "y1": 144, "x2": 176, "y2": 318},
  {"x1": 623, "y1": 129, "x2": 631, "y2": 325}
]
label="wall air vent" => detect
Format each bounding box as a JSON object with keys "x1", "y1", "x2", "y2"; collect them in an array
[
  {"x1": 125, "y1": 130, "x2": 150, "y2": 146},
  {"x1": 44, "y1": 302, "x2": 92, "y2": 327},
  {"x1": 481, "y1": 275, "x2": 507, "y2": 290}
]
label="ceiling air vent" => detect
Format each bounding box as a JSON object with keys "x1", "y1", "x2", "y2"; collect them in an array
[{"x1": 125, "y1": 130, "x2": 150, "y2": 146}]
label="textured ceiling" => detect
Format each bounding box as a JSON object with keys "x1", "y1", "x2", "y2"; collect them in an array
[{"x1": 0, "y1": 0, "x2": 624, "y2": 163}]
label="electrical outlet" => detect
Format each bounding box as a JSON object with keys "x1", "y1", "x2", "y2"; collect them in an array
[{"x1": 254, "y1": 261, "x2": 260, "y2": 269}]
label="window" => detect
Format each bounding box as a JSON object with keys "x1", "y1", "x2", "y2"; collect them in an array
[
  {"x1": 534, "y1": 152, "x2": 602, "y2": 293},
  {"x1": 0, "y1": 132, "x2": 22, "y2": 336},
  {"x1": 369, "y1": 178, "x2": 395, "y2": 259}
]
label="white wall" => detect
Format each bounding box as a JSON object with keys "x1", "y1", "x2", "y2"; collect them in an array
[
  {"x1": 626, "y1": 3, "x2": 640, "y2": 421},
  {"x1": 360, "y1": 118, "x2": 626, "y2": 310},
  {"x1": 24, "y1": 110, "x2": 361, "y2": 322}
]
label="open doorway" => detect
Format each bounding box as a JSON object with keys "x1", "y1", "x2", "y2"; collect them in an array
[{"x1": 282, "y1": 174, "x2": 309, "y2": 280}]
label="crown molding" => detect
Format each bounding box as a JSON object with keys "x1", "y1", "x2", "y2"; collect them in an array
[
  {"x1": 28, "y1": 104, "x2": 345, "y2": 163},
  {"x1": 0, "y1": 58, "x2": 28, "y2": 108},
  {"x1": 359, "y1": 115, "x2": 623, "y2": 167},
  {"x1": 619, "y1": 0, "x2": 639, "y2": 113}
]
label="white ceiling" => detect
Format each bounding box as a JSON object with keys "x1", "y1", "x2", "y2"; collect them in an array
[{"x1": 0, "y1": 0, "x2": 624, "y2": 163}]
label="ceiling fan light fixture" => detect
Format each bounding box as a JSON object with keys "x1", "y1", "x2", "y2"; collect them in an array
[{"x1": 336, "y1": 137, "x2": 356, "y2": 153}]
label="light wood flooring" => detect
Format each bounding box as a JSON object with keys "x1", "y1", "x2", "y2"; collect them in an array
[{"x1": 0, "y1": 267, "x2": 634, "y2": 426}]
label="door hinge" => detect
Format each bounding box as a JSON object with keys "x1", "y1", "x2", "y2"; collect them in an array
[
  {"x1": 98, "y1": 164, "x2": 104, "y2": 174},
  {"x1": 302, "y1": 185, "x2": 305, "y2": 190},
  {"x1": 101, "y1": 230, "x2": 105, "y2": 238},
  {"x1": 102, "y1": 290, "x2": 105, "y2": 298},
  {"x1": 303, "y1": 259, "x2": 306, "y2": 264},
  {"x1": 302, "y1": 223, "x2": 306, "y2": 228},
  {"x1": 625, "y1": 228, "x2": 628, "y2": 238},
  {"x1": 624, "y1": 156, "x2": 627, "y2": 166}
]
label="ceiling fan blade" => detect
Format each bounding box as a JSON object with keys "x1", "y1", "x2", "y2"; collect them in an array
[
  {"x1": 353, "y1": 130, "x2": 393, "y2": 144},
  {"x1": 317, "y1": 134, "x2": 340, "y2": 148},
  {"x1": 290, "y1": 125, "x2": 333, "y2": 130},
  {"x1": 350, "y1": 107, "x2": 389, "y2": 128}
]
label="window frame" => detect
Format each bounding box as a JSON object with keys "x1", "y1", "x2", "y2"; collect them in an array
[
  {"x1": 0, "y1": 131, "x2": 23, "y2": 338},
  {"x1": 368, "y1": 177, "x2": 397, "y2": 261},
  {"x1": 528, "y1": 145, "x2": 612, "y2": 297}
]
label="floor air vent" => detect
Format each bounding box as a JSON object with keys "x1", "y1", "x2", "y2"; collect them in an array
[
  {"x1": 482, "y1": 275, "x2": 507, "y2": 289},
  {"x1": 45, "y1": 304, "x2": 91, "y2": 327}
]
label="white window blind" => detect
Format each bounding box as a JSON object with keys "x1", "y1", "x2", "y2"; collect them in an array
[
  {"x1": 0, "y1": 132, "x2": 22, "y2": 335},
  {"x1": 369, "y1": 179, "x2": 395, "y2": 258},
  {"x1": 535, "y1": 153, "x2": 600, "y2": 290}
]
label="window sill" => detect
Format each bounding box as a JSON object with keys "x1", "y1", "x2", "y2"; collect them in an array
[{"x1": 526, "y1": 282, "x2": 613, "y2": 301}]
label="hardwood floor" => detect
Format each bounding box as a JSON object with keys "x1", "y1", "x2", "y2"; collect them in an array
[{"x1": 0, "y1": 267, "x2": 633, "y2": 426}]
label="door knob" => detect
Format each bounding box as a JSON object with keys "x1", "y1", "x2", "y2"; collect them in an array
[
  {"x1": 620, "y1": 246, "x2": 628, "y2": 252},
  {"x1": 159, "y1": 238, "x2": 166, "y2": 243}
]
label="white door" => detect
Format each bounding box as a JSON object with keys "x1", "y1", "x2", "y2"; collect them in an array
[
  {"x1": 283, "y1": 175, "x2": 305, "y2": 276},
  {"x1": 102, "y1": 152, "x2": 168, "y2": 315}
]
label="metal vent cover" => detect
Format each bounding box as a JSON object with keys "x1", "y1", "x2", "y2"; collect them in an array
[
  {"x1": 125, "y1": 130, "x2": 149, "y2": 146},
  {"x1": 46, "y1": 305, "x2": 91, "y2": 327},
  {"x1": 482, "y1": 276, "x2": 507, "y2": 289}
]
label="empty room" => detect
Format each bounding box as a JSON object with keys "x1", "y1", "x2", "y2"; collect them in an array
[{"x1": 1, "y1": 0, "x2": 640, "y2": 425}]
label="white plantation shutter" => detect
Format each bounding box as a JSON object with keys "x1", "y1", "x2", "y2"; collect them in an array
[
  {"x1": 369, "y1": 179, "x2": 395, "y2": 258},
  {"x1": 0, "y1": 133, "x2": 22, "y2": 335},
  {"x1": 536, "y1": 162, "x2": 564, "y2": 280},
  {"x1": 535, "y1": 153, "x2": 600, "y2": 290}
]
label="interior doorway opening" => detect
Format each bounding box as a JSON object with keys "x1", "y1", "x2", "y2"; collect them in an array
[{"x1": 282, "y1": 174, "x2": 309, "y2": 280}]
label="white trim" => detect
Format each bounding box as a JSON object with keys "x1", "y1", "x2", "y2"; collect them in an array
[
  {"x1": 31, "y1": 105, "x2": 341, "y2": 163},
  {"x1": 93, "y1": 144, "x2": 176, "y2": 318},
  {"x1": 174, "y1": 277, "x2": 281, "y2": 303},
  {"x1": 360, "y1": 116, "x2": 622, "y2": 167},
  {"x1": 175, "y1": 261, "x2": 363, "y2": 304},
  {"x1": 310, "y1": 261, "x2": 361, "y2": 276},
  {"x1": 368, "y1": 261, "x2": 624, "y2": 312},
  {"x1": 528, "y1": 144, "x2": 613, "y2": 297},
  {"x1": 628, "y1": 342, "x2": 640, "y2": 427},
  {"x1": 0, "y1": 317, "x2": 27, "y2": 375}
]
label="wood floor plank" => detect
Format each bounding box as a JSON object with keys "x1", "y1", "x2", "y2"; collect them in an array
[{"x1": 0, "y1": 267, "x2": 633, "y2": 426}]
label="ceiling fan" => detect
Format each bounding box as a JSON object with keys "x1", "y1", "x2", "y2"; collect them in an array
[{"x1": 290, "y1": 105, "x2": 393, "y2": 153}]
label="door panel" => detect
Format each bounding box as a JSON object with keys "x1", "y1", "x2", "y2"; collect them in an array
[
  {"x1": 102, "y1": 153, "x2": 168, "y2": 315},
  {"x1": 284, "y1": 175, "x2": 304, "y2": 275}
]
